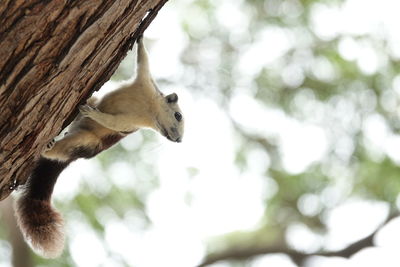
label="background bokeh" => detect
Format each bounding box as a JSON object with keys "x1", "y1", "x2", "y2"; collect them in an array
[{"x1": 2, "y1": 0, "x2": 400, "y2": 266}]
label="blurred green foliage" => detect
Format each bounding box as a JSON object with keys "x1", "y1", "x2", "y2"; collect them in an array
[
  {"x1": 1, "y1": 0, "x2": 400, "y2": 266},
  {"x1": 177, "y1": 0, "x2": 400, "y2": 265}
]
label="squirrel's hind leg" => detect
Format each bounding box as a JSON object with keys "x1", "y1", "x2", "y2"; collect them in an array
[{"x1": 42, "y1": 130, "x2": 101, "y2": 161}]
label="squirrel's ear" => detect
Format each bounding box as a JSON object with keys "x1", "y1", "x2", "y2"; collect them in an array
[{"x1": 166, "y1": 93, "x2": 178, "y2": 103}]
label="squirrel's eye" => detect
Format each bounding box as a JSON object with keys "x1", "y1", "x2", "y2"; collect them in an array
[{"x1": 174, "y1": 112, "x2": 182, "y2": 122}]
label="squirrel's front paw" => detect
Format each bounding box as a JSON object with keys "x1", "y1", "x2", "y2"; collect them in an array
[{"x1": 79, "y1": 105, "x2": 99, "y2": 118}]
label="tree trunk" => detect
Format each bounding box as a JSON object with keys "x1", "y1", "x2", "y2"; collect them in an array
[
  {"x1": 0, "y1": 0, "x2": 167, "y2": 201},
  {"x1": 1, "y1": 197, "x2": 33, "y2": 267}
]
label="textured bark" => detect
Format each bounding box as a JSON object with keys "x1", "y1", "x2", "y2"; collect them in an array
[{"x1": 0, "y1": 0, "x2": 168, "y2": 200}]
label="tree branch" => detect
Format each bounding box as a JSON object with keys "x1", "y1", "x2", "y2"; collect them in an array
[{"x1": 198, "y1": 212, "x2": 398, "y2": 267}]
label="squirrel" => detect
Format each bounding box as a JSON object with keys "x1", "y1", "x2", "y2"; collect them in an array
[{"x1": 14, "y1": 37, "x2": 184, "y2": 258}]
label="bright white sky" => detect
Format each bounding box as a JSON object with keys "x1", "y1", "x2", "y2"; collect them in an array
[{"x1": 3, "y1": 0, "x2": 399, "y2": 267}]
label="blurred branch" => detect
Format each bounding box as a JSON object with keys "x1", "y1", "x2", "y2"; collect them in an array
[
  {"x1": 198, "y1": 212, "x2": 399, "y2": 267},
  {"x1": 1, "y1": 197, "x2": 33, "y2": 267},
  {"x1": 229, "y1": 117, "x2": 282, "y2": 169}
]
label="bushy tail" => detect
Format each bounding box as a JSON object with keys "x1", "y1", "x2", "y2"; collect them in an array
[{"x1": 15, "y1": 157, "x2": 70, "y2": 258}]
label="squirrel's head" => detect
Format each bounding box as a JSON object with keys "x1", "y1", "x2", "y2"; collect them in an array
[{"x1": 154, "y1": 93, "x2": 184, "y2": 143}]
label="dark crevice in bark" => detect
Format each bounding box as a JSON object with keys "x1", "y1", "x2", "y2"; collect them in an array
[
  {"x1": 0, "y1": 0, "x2": 45, "y2": 41},
  {"x1": 56, "y1": 2, "x2": 115, "y2": 68}
]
